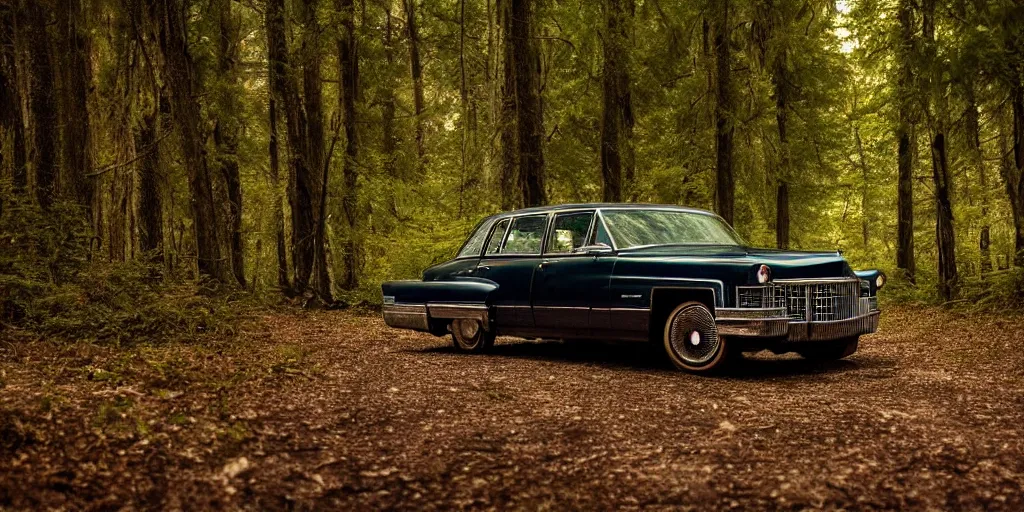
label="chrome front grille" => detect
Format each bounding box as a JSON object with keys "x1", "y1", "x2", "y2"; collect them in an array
[{"x1": 737, "y1": 279, "x2": 862, "y2": 322}]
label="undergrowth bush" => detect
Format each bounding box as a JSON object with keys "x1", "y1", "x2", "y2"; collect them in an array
[
  {"x1": 879, "y1": 267, "x2": 1024, "y2": 311},
  {"x1": 0, "y1": 195, "x2": 245, "y2": 345}
]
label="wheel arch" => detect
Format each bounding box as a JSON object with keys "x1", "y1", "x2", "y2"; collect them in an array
[{"x1": 649, "y1": 287, "x2": 718, "y2": 341}]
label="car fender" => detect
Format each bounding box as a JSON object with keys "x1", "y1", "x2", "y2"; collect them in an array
[{"x1": 382, "y1": 278, "x2": 498, "y2": 305}]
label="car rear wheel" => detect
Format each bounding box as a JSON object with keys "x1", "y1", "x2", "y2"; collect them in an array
[
  {"x1": 662, "y1": 301, "x2": 730, "y2": 373},
  {"x1": 450, "y1": 319, "x2": 495, "y2": 353},
  {"x1": 797, "y1": 337, "x2": 859, "y2": 361}
]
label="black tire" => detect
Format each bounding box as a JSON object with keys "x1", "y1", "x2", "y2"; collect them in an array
[
  {"x1": 450, "y1": 319, "x2": 495, "y2": 353},
  {"x1": 662, "y1": 301, "x2": 730, "y2": 373},
  {"x1": 797, "y1": 337, "x2": 859, "y2": 361}
]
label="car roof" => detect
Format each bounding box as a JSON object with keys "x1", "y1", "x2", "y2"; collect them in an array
[{"x1": 487, "y1": 203, "x2": 718, "y2": 220}]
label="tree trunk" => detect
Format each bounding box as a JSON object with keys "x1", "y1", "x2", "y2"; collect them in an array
[
  {"x1": 922, "y1": 0, "x2": 957, "y2": 300},
  {"x1": 773, "y1": 50, "x2": 790, "y2": 249},
  {"x1": 855, "y1": 126, "x2": 870, "y2": 249},
  {"x1": 136, "y1": 102, "x2": 163, "y2": 261},
  {"x1": 26, "y1": 2, "x2": 57, "y2": 210},
  {"x1": 711, "y1": 0, "x2": 734, "y2": 224},
  {"x1": 896, "y1": 0, "x2": 916, "y2": 282},
  {"x1": 302, "y1": 0, "x2": 333, "y2": 302},
  {"x1": 497, "y1": 0, "x2": 518, "y2": 210},
  {"x1": 0, "y1": 4, "x2": 27, "y2": 194},
  {"x1": 55, "y1": 0, "x2": 93, "y2": 218},
  {"x1": 266, "y1": 0, "x2": 315, "y2": 294},
  {"x1": 620, "y1": 0, "x2": 635, "y2": 202},
  {"x1": 214, "y1": 0, "x2": 246, "y2": 287},
  {"x1": 337, "y1": 0, "x2": 360, "y2": 290},
  {"x1": 510, "y1": 0, "x2": 546, "y2": 207},
  {"x1": 405, "y1": 0, "x2": 426, "y2": 170},
  {"x1": 157, "y1": 0, "x2": 228, "y2": 282},
  {"x1": 1008, "y1": 84, "x2": 1024, "y2": 267},
  {"x1": 268, "y1": 97, "x2": 290, "y2": 290},
  {"x1": 381, "y1": 2, "x2": 399, "y2": 219},
  {"x1": 964, "y1": 85, "x2": 991, "y2": 273},
  {"x1": 600, "y1": 0, "x2": 624, "y2": 203}
]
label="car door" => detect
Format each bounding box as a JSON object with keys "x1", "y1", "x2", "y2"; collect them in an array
[
  {"x1": 475, "y1": 214, "x2": 549, "y2": 332},
  {"x1": 531, "y1": 211, "x2": 616, "y2": 336}
]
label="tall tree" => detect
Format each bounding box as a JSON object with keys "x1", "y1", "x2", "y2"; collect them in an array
[
  {"x1": 268, "y1": 98, "x2": 290, "y2": 289},
  {"x1": 600, "y1": 0, "x2": 632, "y2": 202},
  {"x1": 895, "y1": 0, "x2": 917, "y2": 281},
  {"x1": 213, "y1": 0, "x2": 246, "y2": 286},
  {"x1": 921, "y1": 0, "x2": 957, "y2": 300},
  {"x1": 1006, "y1": 80, "x2": 1024, "y2": 268},
  {"x1": 157, "y1": 0, "x2": 229, "y2": 281},
  {"x1": 337, "y1": 0, "x2": 361, "y2": 290},
  {"x1": 0, "y1": 3, "x2": 27, "y2": 193},
  {"x1": 999, "y1": 5, "x2": 1024, "y2": 268},
  {"x1": 25, "y1": 2, "x2": 57, "y2": 209},
  {"x1": 711, "y1": 0, "x2": 734, "y2": 224},
  {"x1": 266, "y1": 0, "x2": 316, "y2": 294},
  {"x1": 510, "y1": 0, "x2": 546, "y2": 207},
  {"x1": 302, "y1": 0, "x2": 333, "y2": 301},
  {"x1": 497, "y1": 0, "x2": 518, "y2": 210},
  {"x1": 964, "y1": 85, "x2": 991, "y2": 273},
  {"x1": 55, "y1": 0, "x2": 93, "y2": 217},
  {"x1": 405, "y1": 0, "x2": 426, "y2": 169},
  {"x1": 381, "y1": 1, "x2": 399, "y2": 218}
]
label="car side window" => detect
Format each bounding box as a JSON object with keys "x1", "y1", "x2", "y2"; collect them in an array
[
  {"x1": 500, "y1": 215, "x2": 547, "y2": 255},
  {"x1": 484, "y1": 219, "x2": 510, "y2": 255},
  {"x1": 457, "y1": 220, "x2": 492, "y2": 258},
  {"x1": 591, "y1": 217, "x2": 613, "y2": 247},
  {"x1": 546, "y1": 212, "x2": 594, "y2": 254}
]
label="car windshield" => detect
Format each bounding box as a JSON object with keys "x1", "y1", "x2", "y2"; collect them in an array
[{"x1": 601, "y1": 209, "x2": 743, "y2": 249}]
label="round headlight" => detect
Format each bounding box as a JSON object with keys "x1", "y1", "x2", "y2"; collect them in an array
[
  {"x1": 875, "y1": 272, "x2": 886, "y2": 290},
  {"x1": 757, "y1": 264, "x2": 772, "y2": 284}
]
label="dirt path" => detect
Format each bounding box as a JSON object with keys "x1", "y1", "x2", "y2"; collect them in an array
[{"x1": 2, "y1": 307, "x2": 1024, "y2": 510}]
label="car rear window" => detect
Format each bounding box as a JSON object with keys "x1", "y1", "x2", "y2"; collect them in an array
[{"x1": 457, "y1": 219, "x2": 493, "y2": 258}]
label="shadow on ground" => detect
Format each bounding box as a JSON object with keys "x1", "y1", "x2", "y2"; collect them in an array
[{"x1": 411, "y1": 338, "x2": 893, "y2": 380}]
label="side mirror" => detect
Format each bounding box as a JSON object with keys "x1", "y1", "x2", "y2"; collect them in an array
[{"x1": 573, "y1": 244, "x2": 613, "y2": 256}]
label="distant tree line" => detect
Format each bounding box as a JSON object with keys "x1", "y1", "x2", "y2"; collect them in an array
[{"x1": 1, "y1": 0, "x2": 1023, "y2": 303}]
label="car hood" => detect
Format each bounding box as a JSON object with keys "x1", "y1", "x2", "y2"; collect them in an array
[{"x1": 615, "y1": 245, "x2": 854, "y2": 280}]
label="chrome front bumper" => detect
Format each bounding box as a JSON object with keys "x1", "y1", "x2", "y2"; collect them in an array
[{"x1": 716, "y1": 304, "x2": 879, "y2": 342}]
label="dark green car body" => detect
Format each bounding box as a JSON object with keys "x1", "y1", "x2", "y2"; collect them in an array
[{"x1": 382, "y1": 204, "x2": 880, "y2": 353}]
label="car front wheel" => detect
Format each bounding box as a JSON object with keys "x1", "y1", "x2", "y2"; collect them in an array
[
  {"x1": 451, "y1": 319, "x2": 495, "y2": 353},
  {"x1": 662, "y1": 301, "x2": 730, "y2": 373},
  {"x1": 797, "y1": 337, "x2": 859, "y2": 361}
]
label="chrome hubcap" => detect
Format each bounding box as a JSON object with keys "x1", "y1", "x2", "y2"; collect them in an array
[
  {"x1": 668, "y1": 304, "x2": 720, "y2": 365},
  {"x1": 454, "y1": 319, "x2": 481, "y2": 347}
]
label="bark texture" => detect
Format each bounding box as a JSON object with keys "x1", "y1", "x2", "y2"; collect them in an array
[
  {"x1": 922, "y1": 0, "x2": 957, "y2": 300},
  {"x1": 266, "y1": 0, "x2": 316, "y2": 294},
  {"x1": 157, "y1": 0, "x2": 228, "y2": 281},
  {"x1": 337, "y1": 0, "x2": 361, "y2": 290},
  {"x1": 510, "y1": 0, "x2": 546, "y2": 207},
  {"x1": 896, "y1": 0, "x2": 916, "y2": 281},
  {"x1": 711, "y1": 0, "x2": 734, "y2": 224}
]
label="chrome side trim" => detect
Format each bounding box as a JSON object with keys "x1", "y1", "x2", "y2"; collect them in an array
[
  {"x1": 383, "y1": 303, "x2": 430, "y2": 332},
  {"x1": 615, "y1": 276, "x2": 726, "y2": 308}
]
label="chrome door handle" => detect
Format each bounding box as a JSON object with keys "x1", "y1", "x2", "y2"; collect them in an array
[
  {"x1": 477, "y1": 265, "x2": 490, "y2": 272},
  {"x1": 537, "y1": 262, "x2": 547, "y2": 271}
]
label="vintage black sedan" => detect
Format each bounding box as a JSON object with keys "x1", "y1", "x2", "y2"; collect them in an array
[{"x1": 381, "y1": 204, "x2": 883, "y2": 372}]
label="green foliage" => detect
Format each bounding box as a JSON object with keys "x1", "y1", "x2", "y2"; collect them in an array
[{"x1": 0, "y1": 193, "x2": 244, "y2": 345}]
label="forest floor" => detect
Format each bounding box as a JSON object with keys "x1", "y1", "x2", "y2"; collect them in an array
[{"x1": 2, "y1": 306, "x2": 1024, "y2": 510}]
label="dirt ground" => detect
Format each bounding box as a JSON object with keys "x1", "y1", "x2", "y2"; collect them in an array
[{"x1": 2, "y1": 306, "x2": 1024, "y2": 510}]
